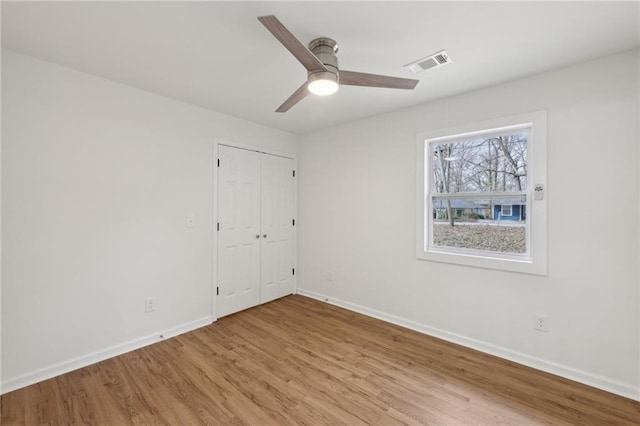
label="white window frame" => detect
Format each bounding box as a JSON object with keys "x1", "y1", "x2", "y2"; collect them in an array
[
  {"x1": 416, "y1": 111, "x2": 547, "y2": 275},
  {"x1": 501, "y1": 205, "x2": 513, "y2": 217}
]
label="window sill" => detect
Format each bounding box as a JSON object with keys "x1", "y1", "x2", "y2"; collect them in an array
[{"x1": 417, "y1": 248, "x2": 546, "y2": 276}]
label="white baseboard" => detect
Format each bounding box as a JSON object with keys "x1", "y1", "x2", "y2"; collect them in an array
[
  {"x1": 1, "y1": 316, "x2": 215, "y2": 394},
  {"x1": 296, "y1": 288, "x2": 639, "y2": 401}
]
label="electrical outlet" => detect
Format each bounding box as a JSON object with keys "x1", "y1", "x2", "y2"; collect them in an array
[
  {"x1": 186, "y1": 214, "x2": 195, "y2": 228},
  {"x1": 145, "y1": 297, "x2": 156, "y2": 313},
  {"x1": 534, "y1": 313, "x2": 548, "y2": 332}
]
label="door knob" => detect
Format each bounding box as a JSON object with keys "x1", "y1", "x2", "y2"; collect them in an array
[
  {"x1": 255, "y1": 235, "x2": 260, "y2": 239},
  {"x1": 263, "y1": 234, "x2": 267, "y2": 238}
]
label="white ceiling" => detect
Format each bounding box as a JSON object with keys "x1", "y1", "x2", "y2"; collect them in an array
[{"x1": 2, "y1": 1, "x2": 639, "y2": 134}]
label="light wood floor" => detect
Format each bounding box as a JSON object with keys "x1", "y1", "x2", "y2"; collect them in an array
[{"x1": 2, "y1": 295, "x2": 639, "y2": 425}]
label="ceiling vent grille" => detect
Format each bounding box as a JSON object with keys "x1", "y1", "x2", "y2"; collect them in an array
[{"x1": 404, "y1": 50, "x2": 451, "y2": 74}]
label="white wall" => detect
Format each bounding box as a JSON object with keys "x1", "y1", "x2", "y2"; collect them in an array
[
  {"x1": 1, "y1": 49, "x2": 297, "y2": 392},
  {"x1": 298, "y1": 49, "x2": 639, "y2": 399}
]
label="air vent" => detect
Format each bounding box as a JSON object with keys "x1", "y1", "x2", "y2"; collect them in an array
[{"x1": 404, "y1": 50, "x2": 451, "y2": 74}]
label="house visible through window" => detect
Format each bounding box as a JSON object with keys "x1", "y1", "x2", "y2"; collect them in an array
[{"x1": 416, "y1": 111, "x2": 548, "y2": 275}]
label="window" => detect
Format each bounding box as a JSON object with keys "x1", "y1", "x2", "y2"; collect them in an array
[{"x1": 416, "y1": 111, "x2": 547, "y2": 275}]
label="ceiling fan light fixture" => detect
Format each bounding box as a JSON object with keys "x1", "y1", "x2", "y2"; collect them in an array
[
  {"x1": 258, "y1": 16, "x2": 418, "y2": 112},
  {"x1": 307, "y1": 71, "x2": 339, "y2": 96}
]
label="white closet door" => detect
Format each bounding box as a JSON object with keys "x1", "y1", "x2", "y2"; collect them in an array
[
  {"x1": 260, "y1": 154, "x2": 295, "y2": 303},
  {"x1": 217, "y1": 146, "x2": 261, "y2": 317}
]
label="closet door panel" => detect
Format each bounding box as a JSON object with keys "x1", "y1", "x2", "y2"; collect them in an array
[
  {"x1": 260, "y1": 154, "x2": 294, "y2": 303},
  {"x1": 217, "y1": 146, "x2": 261, "y2": 317}
]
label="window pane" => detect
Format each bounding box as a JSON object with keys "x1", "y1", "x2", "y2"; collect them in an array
[
  {"x1": 431, "y1": 196, "x2": 526, "y2": 254},
  {"x1": 431, "y1": 132, "x2": 528, "y2": 194}
]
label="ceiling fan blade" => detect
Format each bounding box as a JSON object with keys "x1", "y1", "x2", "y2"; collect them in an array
[
  {"x1": 340, "y1": 71, "x2": 419, "y2": 90},
  {"x1": 258, "y1": 15, "x2": 327, "y2": 73},
  {"x1": 276, "y1": 82, "x2": 310, "y2": 113}
]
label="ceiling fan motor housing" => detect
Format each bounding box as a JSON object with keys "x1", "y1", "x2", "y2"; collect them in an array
[{"x1": 308, "y1": 37, "x2": 339, "y2": 79}]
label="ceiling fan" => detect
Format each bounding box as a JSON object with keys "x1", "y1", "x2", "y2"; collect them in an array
[{"x1": 258, "y1": 15, "x2": 419, "y2": 113}]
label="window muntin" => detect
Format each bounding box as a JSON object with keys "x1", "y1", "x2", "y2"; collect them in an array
[{"x1": 416, "y1": 111, "x2": 547, "y2": 275}]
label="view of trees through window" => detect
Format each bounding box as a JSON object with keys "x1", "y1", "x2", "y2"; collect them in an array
[{"x1": 429, "y1": 131, "x2": 529, "y2": 255}]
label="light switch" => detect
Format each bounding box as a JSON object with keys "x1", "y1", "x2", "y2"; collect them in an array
[{"x1": 186, "y1": 214, "x2": 195, "y2": 228}]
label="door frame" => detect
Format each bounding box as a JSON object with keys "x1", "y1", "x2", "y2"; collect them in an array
[{"x1": 212, "y1": 139, "x2": 298, "y2": 321}]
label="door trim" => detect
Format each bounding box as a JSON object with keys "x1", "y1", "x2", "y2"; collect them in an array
[{"x1": 212, "y1": 139, "x2": 297, "y2": 320}]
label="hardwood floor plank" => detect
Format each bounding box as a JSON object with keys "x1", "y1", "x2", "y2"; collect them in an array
[
  {"x1": 80, "y1": 367, "x2": 132, "y2": 425},
  {"x1": 2, "y1": 295, "x2": 639, "y2": 425}
]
